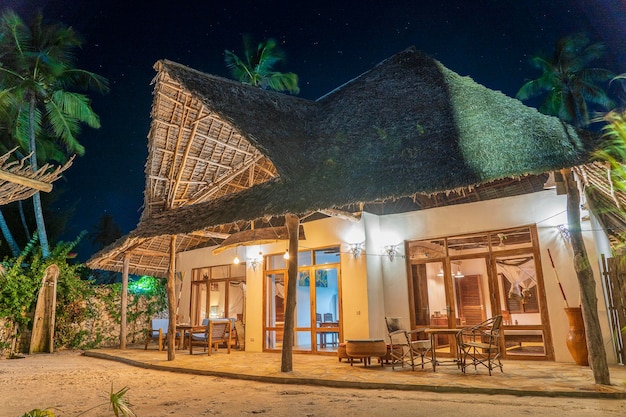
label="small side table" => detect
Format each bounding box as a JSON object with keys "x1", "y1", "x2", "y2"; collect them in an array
[{"x1": 424, "y1": 328, "x2": 462, "y2": 372}]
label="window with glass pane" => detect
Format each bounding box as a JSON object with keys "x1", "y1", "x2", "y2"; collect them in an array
[
  {"x1": 267, "y1": 253, "x2": 286, "y2": 270},
  {"x1": 491, "y1": 227, "x2": 533, "y2": 251},
  {"x1": 315, "y1": 247, "x2": 340, "y2": 264},
  {"x1": 447, "y1": 233, "x2": 489, "y2": 256},
  {"x1": 265, "y1": 273, "x2": 285, "y2": 349},
  {"x1": 408, "y1": 239, "x2": 446, "y2": 260}
]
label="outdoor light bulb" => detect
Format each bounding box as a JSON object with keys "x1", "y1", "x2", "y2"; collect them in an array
[
  {"x1": 283, "y1": 249, "x2": 290, "y2": 260},
  {"x1": 233, "y1": 256, "x2": 240, "y2": 265}
]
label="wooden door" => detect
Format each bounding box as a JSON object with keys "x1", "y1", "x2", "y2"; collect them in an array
[
  {"x1": 410, "y1": 264, "x2": 430, "y2": 326},
  {"x1": 455, "y1": 274, "x2": 486, "y2": 326}
]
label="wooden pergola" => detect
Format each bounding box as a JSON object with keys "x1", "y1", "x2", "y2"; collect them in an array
[{"x1": 0, "y1": 149, "x2": 72, "y2": 205}]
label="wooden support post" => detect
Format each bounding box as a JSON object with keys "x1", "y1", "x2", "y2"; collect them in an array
[
  {"x1": 167, "y1": 235, "x2": 177, "y2": 361},
  {"x1": 281, "y1": 213, "x2": 299, "y2": 372},
  {"x1": 120, "y1": 253, "x2": 130, "y2": 349}
]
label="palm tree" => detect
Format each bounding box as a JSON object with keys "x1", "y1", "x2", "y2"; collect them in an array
[
  {"x1": 517, "y1": 34, "x2": 613, "y2": 385},
  {"x1": 88, "y1": 214, "x2": 123, "y2": 250},
  {"x1": 225, "y1": 36, "x2": 299, "y2": 371},
  {"x1": 0, "y1": 10, "x2": 109, "y2": 258},
  {"x1": 516, "y1": 32, "x2": 614, "y2": 127},
  {"x1": 224, "y1": 35, "x2": 300, "y2": 94}
]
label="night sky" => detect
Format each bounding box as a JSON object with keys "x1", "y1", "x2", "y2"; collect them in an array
[{"x1": 4, "y1": 0, "x2": 626, "y2": 260}]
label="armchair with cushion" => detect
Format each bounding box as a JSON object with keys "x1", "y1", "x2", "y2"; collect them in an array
[
  {"x1": 385, "y1": 317, "x2": 431, "y2": 370},
  {"x1": 457, "y1": 315, "x2": 503, "y2": 375},
  {"x1": 189, "y1": 318, "x2": 232, "y2": 355},
  {"x1": 144, "y1": 318, "x2": 169, "y2": 351}
]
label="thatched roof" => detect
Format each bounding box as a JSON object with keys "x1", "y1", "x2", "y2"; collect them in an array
[
  {"x1": 576, "y1": 163, "x2": 626, "y2": 250},
  {"x1": 87, "y1": 47, "x2": 596, "y2": 277},
  {"x1": 0, "y1": 149, "x2": 72, "y2": 206}
]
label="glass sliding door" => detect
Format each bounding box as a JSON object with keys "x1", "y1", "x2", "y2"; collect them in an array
[
  {"x1": 314, "y1": 266, "x2": 340, "y2": 352},
  {"x1": 265, "y1": 272, "x2": 285, "y2": 349},
  {"x1": 407, "y1": 225, "x2": 554, "y2": 360},
  {"x1": 264, "y1": 246, "x2": 341, "y2": 354}
]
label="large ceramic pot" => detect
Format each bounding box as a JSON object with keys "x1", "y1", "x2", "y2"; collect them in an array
[{"x1": 564, "y1": 307, "x2": 589, "y2": 366}]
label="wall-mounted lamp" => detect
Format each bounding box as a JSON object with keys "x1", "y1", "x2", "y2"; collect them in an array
[
  {"x1": 349, "y1": 242, "x2": 365, "y2": 258},
  {"x1": 383, "y1": 244, "x2": 399, "y2": 262},
  {"x1": 248, "y1": 251, "x2": 263, "y2": 271},
  {"x1": 557, "y1": 224, "x2": 570, "y2": 243}
]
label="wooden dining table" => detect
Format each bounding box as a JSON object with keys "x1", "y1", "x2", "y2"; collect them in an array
[
  {"x1": 175, "y1": 324, "x2": 205, "y2": 350},
  {"x1": 424, "y1": 328, "x2": 462, "y2": 372}
]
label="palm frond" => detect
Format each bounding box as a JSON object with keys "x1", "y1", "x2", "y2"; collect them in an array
[
  {"x1": 264, "y1": 72, "x2": 300, "y2": 94},
  {"x1": 0, "y1": 9, "x2": 29, "y2": 55},
  {"x1": 62, "y1": 68, "x2": 110, "y2": 94},
  {"x1": 44, "y1": 96, "x2": 82, "y2": 154},
  {"x1": 224, "y1": 49, "x2": 253, "y2": 84},
  {"x1": 578, "y1": 81, "x2": 614, "y2": 109},
  {"x1": 577, "y1": 67, "x2": 615, "y2": 84},
  {"x1": 529, "y1": 56, "x2": 553, "y2": 73},
  {"x1": 224, "y1": 35, "x2": 299, "y2": 94},
  {"x1": 109, "y1": 385, "x2": 136, "y2": 417},
  {"x1": 516, "y1": 74, "x2": 553, "y2": 100},
  {"x1": 51, "y1": 90, "x2": 101, "y2": 128},
  {"x1": 575, "y1": 41, "x2": 607, "y2": 68}
]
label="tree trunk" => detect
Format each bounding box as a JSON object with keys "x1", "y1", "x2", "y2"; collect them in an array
[
  {"x1": 167, "y1": 235, "x2": 177, "y2": 361},
  {"x1": 0, "y1": 208, "x2": 20, "y2": 256},
  {"x1": 28, "y1": 96, "x2": 50, "y2": 258},
  {"x1": 562, "y1": 168, "x2": 611, "y2": 385},
  {"x1": 32, "y1": 192, "x2": 49, "y2": 258},
  {"x1": 18, "y1": 201, "x2": 31, "y2": 242},
  {"x1": 281, "y1": 213, "x2": 299, "y2": 372}
]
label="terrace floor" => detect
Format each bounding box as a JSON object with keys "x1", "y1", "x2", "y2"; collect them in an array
[{"x1": 84, "y1": 345, "x2": 626, "y2": 399}]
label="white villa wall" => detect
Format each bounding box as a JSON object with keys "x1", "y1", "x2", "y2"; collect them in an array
[
  {"x1": 377, "y1": 189, "x2": 614, "y2": 363},
  {"x1": 176, "y1": 189, "x2": 615, "y2": 363}
]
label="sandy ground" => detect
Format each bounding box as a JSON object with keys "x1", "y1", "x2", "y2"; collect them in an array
[{"x1": 1, "y1": 351, "x2": 625, "y2": 417}]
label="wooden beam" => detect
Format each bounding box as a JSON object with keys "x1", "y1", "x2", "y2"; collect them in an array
[
  {"x1": 319, "y1": 208, "x2": 362, "y2": 222},
  {"x1": 130, "y1": 247, "x2": 170, "y2": 257},
  {"x1": 189, "y1": 230, "x2": 231, "y2": 240},
  {"x1": 212, "y1": 225, "x2": 306, "y2": 254},
  {"x1": 120, "y1": 253, "x2": 130, "y2": 350},
  {"x1": 0, "y1": 169, "x2": 53, "y2": 192},
  {"x1": 167, "y1": 235, "x2": 177, "y2": 361}
]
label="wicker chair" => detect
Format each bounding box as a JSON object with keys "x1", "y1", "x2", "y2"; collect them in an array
[
  {"x1": 189, "y1": 319, "x2": 232, "y2": 355},
  {"x1": 457, "y1": 315, "x2": 503, "y2": 375},
  {"x1": 385, "y1": 317, "x2": 431, "y2": 370}
]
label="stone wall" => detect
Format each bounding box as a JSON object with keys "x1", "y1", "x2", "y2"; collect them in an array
[{"x1": 0, "y1": 286, "x2": 166, "y2": 358}]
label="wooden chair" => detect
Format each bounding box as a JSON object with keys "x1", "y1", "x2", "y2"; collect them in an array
[
  {"x1": 234, "y1": 320, "x2": 245, "y2": 350},
  {"x1": 457, "y1": 315, "x2": 503, "y2": 375},
  {"x1": 144, "y1": 318, "x2": 169, "y2": 351},
  {"x1": 189, "y1": 319, "x2": 232, "y2": 355},
  {"x1": 385, "y1": 317, "x2": 431, "y2": 370}
]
